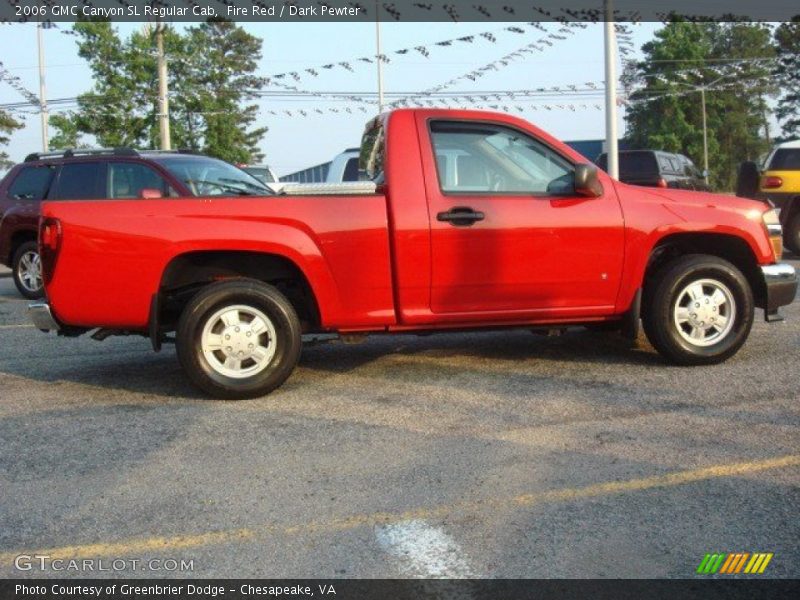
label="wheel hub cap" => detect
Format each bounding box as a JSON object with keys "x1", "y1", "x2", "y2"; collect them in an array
[
  {"x1": 18, "y1": 251, "x2": 42, "y2": 292},
  {"x1": 220, "y1": 324, "x2": 259, "y2": 360},
  {"x1": 201, "y1": 305, "x2": 278, "y2": 379},
  {"x1": 673, "y1": 279, "x2": 736, "y2": 347}
]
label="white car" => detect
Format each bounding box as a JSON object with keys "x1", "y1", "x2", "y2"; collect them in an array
[
  {"x1": 325, "y1": 148, "x2": 367, "y2": 183},
  {"x1": 238, "y1": 163, "x2": 279, "y2": 185}
]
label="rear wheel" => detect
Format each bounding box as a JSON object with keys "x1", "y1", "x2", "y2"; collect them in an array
[
  {"x1": 12, "y1": 241, "x2": 43, "y2": 299},
  {"x1": 176, "y1": 279, "x2": 302, "y2": 399},
  {"x1": 784, "y1": 210, "x2": 800, "y2": 256},
  {"x1": 642, "y1": 255, "x2": 754, "y2": 365}
]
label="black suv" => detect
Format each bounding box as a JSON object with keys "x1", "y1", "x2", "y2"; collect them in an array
[
  {"x1": 0, "y1": 148, "x2": 270, "y2": 298},
  {"x1": 596, "y1": 150, "x2": 710, "y2": 191}
]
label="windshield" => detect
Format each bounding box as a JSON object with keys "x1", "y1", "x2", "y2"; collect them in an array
[{"x1": 153, "y1": 156, "x2": 273, "y2": 196}]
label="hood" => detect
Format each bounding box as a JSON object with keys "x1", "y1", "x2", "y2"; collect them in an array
[{"x1": 616, "y1": 182, "x2": 769, "y2": 216}]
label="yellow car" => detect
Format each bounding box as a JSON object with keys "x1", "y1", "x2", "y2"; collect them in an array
[{"x1": 761, "y1": 139, "x2": 800, "y2": 254}]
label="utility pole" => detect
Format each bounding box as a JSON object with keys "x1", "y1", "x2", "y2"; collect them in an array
[
  {"x1": 375, "y1": 2, "x2": 385, "y2": 112},
  {"x1": 700, "y1": 85, "x2": 708, "y2": 184},
  {"x1": 603, "y1": 1, "x2": 619, "y2": 179},
  {"x1": 37, "y1": 22, "x2": 49, "y2": 152},
  {"x1": 695, "y1": 74, "x2": 727, "y2": 185},
  {"x1": 155, "y1": 23, "x2": 171, "y2": 150}
]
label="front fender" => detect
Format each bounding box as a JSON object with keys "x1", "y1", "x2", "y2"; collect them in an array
[{"x1": 614, "y1": 191, "x2": 774, "y2": 313}]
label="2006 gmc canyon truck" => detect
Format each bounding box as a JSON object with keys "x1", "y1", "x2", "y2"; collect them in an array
[{"x1": 29, "y1": 109, "x2": 797, "y2": 399}]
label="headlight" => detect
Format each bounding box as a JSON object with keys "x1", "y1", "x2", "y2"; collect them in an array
[{"x1": 762, "y1": 209, "x2": 782, "y2": 260}]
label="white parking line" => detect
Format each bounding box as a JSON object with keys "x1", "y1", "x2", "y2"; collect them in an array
[
  {"x1": 0, "y1": 324, "x2": 34, "y2": 329},
  {"x1": 375, "y1": 519, "x2": 476, "y2": 578}
]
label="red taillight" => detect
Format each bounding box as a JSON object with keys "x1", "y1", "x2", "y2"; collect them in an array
[
  {"x1": 39, "y1": 217, "x2": 61, "y2": 285},
  {"x1": 41, "y1": 219, "x2": 60, "y2": 251},
  {"x1": 762, "y1": 176, "x2": 783, "y2": 189},
  {"x1": 657, "y1": 177, "x2": 668, "y2": 188}
]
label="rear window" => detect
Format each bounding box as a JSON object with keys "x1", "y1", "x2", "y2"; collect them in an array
[
  {"x1": 768, "y1": 149, "x2": 800, "y2": 170},
  {"x1": 360, "y1": 116, "x2": 385, "y2": 182},
  {"x1": 7, "y1": 166, "x2": 55, "y2": 200},
  {"x1": 598, "y1": 152, "x2": 658, "y2": 178},
  {"x1": 50, "y1": 162, "x2": 107, "y2": 200}
]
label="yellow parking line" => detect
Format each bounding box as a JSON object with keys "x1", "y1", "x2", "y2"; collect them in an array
[{"x1": 0, "y1": 454, "x2": 796, "y2": 564}]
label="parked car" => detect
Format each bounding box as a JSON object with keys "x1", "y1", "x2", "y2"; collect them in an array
[
  {"x1": 759, "y1": 139, "x2": 800, "y2": 255},
  {"x1": 29, "y1": 109, "x2": 796, "y2": 399},
  {"x1": 596, "y1": 150, "x2": 710, "y2": 191},
  {"x1": 238, "y1": 163, "x2": 278, "y2": 185},
  {"x1": 325, "y1": 148, "x2": 367, "y2": 183},
  {"x1": 0, "y1": 148, "x2": 270, "y2": 298}
]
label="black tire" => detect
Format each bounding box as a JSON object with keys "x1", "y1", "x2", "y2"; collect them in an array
[
  {"x1": 176, "y1": 279, "x2": 302, "y2": 399},
  {"x1": 784, "y1": 211, "x2": 800, "y2": 256},
  {"x1": 12, "y1": 241, "x2": 44, "y2": 299},
  {"x1": 642, "y1": 254, "x2": 754, "y2": 366}
]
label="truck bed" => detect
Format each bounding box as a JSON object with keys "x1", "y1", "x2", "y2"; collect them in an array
[{"x1": 42, "y1": 195, "x2": 396, "y2": 330}]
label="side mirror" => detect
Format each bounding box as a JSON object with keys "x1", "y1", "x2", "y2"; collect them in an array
[
  {"x1": 138, "y1": 188, "x2": 163, "y2": 199},
  {"x1": 574, "y1": 164, "x2": 603, "y2": 197}
]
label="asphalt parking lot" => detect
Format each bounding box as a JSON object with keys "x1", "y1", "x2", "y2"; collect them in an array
[{"x1": 0, "y1": 260, "x2": 798, "y2": 579}]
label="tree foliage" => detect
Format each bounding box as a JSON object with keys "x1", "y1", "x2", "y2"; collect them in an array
[
  {"x1": 0, "y1": 109, "x2": 23, "y2": 169},
  {"x1": 51, "y1": 19, "x2": 267, "y2": 162},
  {"x1": 773, "y1": 18, "x2": 800, "y2": 141},
  {"x1": 623, "y1": 22, "x2": 776, "y2": 191}
]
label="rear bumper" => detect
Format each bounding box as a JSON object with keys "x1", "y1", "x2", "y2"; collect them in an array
[
  {"x1": 28, "y1": 302, "x2": 60, "y2": 332},
  {"x1": 761, "y1": 263, "x2": 797, "y2": 320}
]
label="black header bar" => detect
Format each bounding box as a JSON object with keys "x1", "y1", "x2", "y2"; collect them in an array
[
  {"x1": 2, "y1": 1, "x2": 800, "y2": 24},
  {"x1": 2, "y1": 579, "x2": 800, "y2": 600}
]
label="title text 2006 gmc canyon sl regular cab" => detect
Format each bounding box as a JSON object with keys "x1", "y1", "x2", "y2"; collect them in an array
[{"x1": 29, "y1": 109, "x2": 797, "y2": 399}]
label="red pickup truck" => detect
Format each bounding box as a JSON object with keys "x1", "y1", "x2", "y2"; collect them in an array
[{"x1": 29, "y1": 109, "x2": 797, "y2": 399}]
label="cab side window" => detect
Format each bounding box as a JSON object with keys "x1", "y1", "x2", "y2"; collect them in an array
[
  {"x1": 107, "y1": 162, "x2": 171, "y2": 199},
  {"x1": 7, "y1": 166, "x2": 55, "y2": 200},
  {"x1": 49, "y1": 162, "x2": 107, "y2": 200},
  {"x1": 430, "y1": 121, "x2": 574, "y2": 195}
]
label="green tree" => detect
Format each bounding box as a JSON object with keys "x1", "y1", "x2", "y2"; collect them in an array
[
  {"x1": 51, "y1": 21, "x2": 189, "y2": 150},
  {"x1": 51, "y1": 20, "x2": 267, "y2": 162},
  {"x1": 773, "y1": 18, "x2": 800, "y2": 141},
  {"x1": 49, "y1": 112, "x2": 83, "y2": 149},
  {"x1": 181, "y1": 20, "x2": 267, "y2": 163},
  {"x1": 623, "y1": 22, "x2": 775, "y2": 191},
  {"x1": 0, "y1": 109, "x2": 23, "y2": 168}
]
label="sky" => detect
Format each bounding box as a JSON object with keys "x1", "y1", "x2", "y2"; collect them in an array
[{"x1": 0, "y1": 21, "x2": 661, "y2": 176}]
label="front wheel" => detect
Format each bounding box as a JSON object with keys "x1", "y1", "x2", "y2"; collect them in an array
[
  {"x1": 12, "y1": 241, "x2": 44, "y2": 299},
  {"x1": 176, "y1": 279, "x2": 302, "y2": 399},
  {"x1": 642, "y1": 255, "x2": 754, "y2": 365}
]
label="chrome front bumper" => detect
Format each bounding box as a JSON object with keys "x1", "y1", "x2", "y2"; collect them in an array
[
  {"x1": 28, "y1": 302, "x2": 60, "y2": 332},
  {"x1": 761, "y1": 263, "x2": 798, "y2": 321}
]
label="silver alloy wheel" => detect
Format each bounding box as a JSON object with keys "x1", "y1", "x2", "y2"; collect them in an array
[
  {"x1": 673, "y1": 278, "x2": 736, "y2": 347},
  {"x1": 17, "y1": 250, "x2": 42, "y2": 293},
  {"x1": 200, "y1": 304, "x2": 278, "y2": 379}
]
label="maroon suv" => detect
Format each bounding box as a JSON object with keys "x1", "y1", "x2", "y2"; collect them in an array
[{"x1": 0, "y1": 148, "x2": 270, "y2": 298}]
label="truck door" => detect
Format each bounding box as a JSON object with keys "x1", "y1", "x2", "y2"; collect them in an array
[{"x1": 420, "y1": 117, "x2": 625, "y2": 319}]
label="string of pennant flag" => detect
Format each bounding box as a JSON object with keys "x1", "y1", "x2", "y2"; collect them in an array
[{"x1": 0, "y1": 59, "x2": 40, "y2": 106}]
